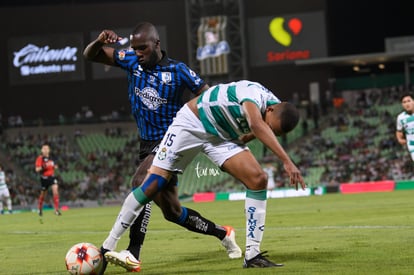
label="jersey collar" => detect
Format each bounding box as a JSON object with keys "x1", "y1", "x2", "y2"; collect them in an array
[{"x1": 158, "y1": 50, "x2": 169, "y2": 66}]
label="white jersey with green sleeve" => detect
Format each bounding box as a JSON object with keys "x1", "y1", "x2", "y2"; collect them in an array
[
  {"x1": 396, "y1": 111, "x2": 414, "y2": 160},
  {"x1": 196, "y1": 80, "x2": 281, "y2": 140}
]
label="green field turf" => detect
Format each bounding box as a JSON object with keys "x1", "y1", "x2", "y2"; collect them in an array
[{"x1": 1, "y1": 190, "x2": 414, "y2": 275}]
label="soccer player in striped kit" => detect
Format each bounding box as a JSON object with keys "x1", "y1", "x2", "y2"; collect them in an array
[
  {"x1": 84, "y1": 22, "x2": 241, "y2": 274},
  {"x1": 103, "y1": 80, "x2": 306, "y2": 268}
]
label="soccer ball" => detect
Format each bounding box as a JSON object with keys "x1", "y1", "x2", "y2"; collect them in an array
[{"x1": 65, "y1": 242, "x2": 103, "y2": 275}]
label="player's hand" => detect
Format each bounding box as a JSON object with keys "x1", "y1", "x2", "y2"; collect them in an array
[
  {"x1": 283, "y1": 162, "x2": 306, "y2": 190},
  {"x1": 98, "y1": 30, "x2": 123, "y2": 44}
]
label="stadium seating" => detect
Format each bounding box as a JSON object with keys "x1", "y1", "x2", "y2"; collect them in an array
[{"x1": 2, "y1": 89, "x2": 414, "y2": 206}]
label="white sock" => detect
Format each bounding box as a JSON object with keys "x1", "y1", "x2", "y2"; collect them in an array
[
  {"x1": 245, "y1": 190, "x2": 267, "y2": 260},
  {"x1": 102, "y1": 192, "x2": 144, "y2": 251},
  {"x1": 7, "y1": 198, "x2": 12, "y2": 211}
]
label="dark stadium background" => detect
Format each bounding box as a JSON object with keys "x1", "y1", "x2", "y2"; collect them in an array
[{"x1": 0, "y1": 0, "x2": 412, "y2": 123}]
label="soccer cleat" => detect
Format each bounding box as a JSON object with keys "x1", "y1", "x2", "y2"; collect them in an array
[
  {"x1": 38, "y1": 209, "x2": 43, "y2": 216},
  {"x1": 55, "y1": 210, "x2": 62, "y2": 216},
  {"x1": 98, "y1": 247, "x2": 110, "y2": 275},
  {"x1": 105, "y1": 250, "x2": 141, "y2": 272},
  {"x1": 243, "y1": 251, "x2": 284, "y2": 268},
  {"x1": 221, "y1": 226, "x2": 242, "y2": 259}
]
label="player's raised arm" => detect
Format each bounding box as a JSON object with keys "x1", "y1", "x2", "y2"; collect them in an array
[{"x1": 83, "y1": 30, "x2": 122, "y2": 65}]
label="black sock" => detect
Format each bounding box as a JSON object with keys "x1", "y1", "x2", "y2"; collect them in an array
[
  {"x1": 179, "y1": 207, "x2": 227, "y2": 240},
  {"x1": 127, "y1": 203, "x2": 152, "y2": 260}
]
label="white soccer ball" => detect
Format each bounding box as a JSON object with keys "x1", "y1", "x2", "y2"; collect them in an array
[{"x1": 65, "y1": 242, "x2": 103, "y2": 275}]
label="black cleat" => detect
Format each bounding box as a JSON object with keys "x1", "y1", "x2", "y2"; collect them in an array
[
  {"x1": 39, "y1": 209, "x2": 43, "y2": 216},
  {"x1": 55, "y1": 210, "x2": 62, "y2": 216},
  {"x1": 243, "y1": 251, "x2": 284, "y2": 268},
  {"x1": 98, "y1": 247, "x2": 110, "y2": 275}
]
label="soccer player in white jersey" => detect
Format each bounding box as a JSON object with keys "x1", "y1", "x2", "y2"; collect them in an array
[
  {"x1": 0, "y1": 164, "x2": 12, "y2": 214},
  {"x1": 101, "y1": 80, "x2": 306, "y2": 268},
  {"x1": 396, "y1": 92, "x2": 414, "y2": 160}
]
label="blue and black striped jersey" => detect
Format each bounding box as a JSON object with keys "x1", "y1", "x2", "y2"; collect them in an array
[{"x1": 114, "y1": 50, "x2": 206, "y2": 140}]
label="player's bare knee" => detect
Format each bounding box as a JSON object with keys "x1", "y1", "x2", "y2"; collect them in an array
[{"x1": 248, "y1": 171, "x2": 268, "y2": 190}]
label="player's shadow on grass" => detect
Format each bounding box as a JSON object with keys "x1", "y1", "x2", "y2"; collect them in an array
[
  {"x1": 142, "y1": 249, "x2": 344, "y2": 274},
  {"x1": 271, "y1": 249, "x2": 345, "y2": 264}
]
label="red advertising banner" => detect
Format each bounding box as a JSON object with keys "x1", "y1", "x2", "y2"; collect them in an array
[
  {"x1": 193, "y1": 192, "x2": 216, "y2": 202},
  {"x1": 339, "y1": 181, "x2": 395, "y2": 194}
]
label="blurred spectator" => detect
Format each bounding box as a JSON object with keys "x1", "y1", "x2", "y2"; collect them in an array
[
  {"x1": 15, "y1": 115, "x2": 24, "y2": 127},
  {"x1": 263, "y1": 162, "x2": 276, "y2": 190},
  {"x1": 58, "y1": 114, "x2": 66, "y2": 125}
]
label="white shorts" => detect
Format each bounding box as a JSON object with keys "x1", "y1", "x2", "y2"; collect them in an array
[
  {"x1": 0, "y1": 187, "x2": 10, "y2": 199},
  {"x1": 407, "y1": 141, "x2": 414, "y2": 161},
  {"x1": 153, "y1": 104, "x2": 249, "y2": 173}
]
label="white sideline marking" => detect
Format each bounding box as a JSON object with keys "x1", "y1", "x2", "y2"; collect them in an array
[
  {"x1": 266, "y1": 225, "x2": 414, "y2": 230},
  {"x1": 8, "y1": 225, "x2": 414, "y2": 235}
]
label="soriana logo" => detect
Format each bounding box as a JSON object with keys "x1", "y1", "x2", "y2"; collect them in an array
[
  {"x1": 248, "y1": 11, "x2": 327, "y2": 67},
  {"x1": 269, "y1": 17, "x2": 302, "y2": 47}
]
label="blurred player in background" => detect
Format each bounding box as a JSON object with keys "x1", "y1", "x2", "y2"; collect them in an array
[
  {"x1": 396, "y1": 92, "x2": 414, "y2": 161},
  {"x1": 101, "y1": 80, "x2": 306, "y2": 268},
  {"x1": 35, "y1": 143, "x2": 61, "y2": 216},
  {"x1": 263, "y1": 162, "x2": 277, "y2": 190},
  {"x1": 84, "y1": 22, "x2": 241, "y2": 274},
  {"x1": 0, "y1": 164, "x2": 12, "y2": 214}
]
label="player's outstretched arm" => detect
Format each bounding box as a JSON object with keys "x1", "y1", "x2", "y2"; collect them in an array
[
  {"x1": 243, "y1": 101, "x2": 305, "y2": 190},
  {"x1": 83, "y1": 30, "x2": 121, "y2": 65}
]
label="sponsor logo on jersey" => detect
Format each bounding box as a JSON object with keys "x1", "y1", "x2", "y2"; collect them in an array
[
  {"x1": 133, "y1": 69, "x2": 141, "y2": 77},
  {"x1": 135, "y1": 87, "x2": 167, "y2": 110},
  {"x1": 161, "y1": 72, "x2": 172, "y2": 84},
  {"x1": 189, "y1": 69, "x2": 196, "y2": 77},
  {"x1": 118, "y1": 50, "x2": 126, "y2": 60}
]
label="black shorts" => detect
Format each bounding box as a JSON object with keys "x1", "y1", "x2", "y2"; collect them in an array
[
  {"x1": 137, "y1": 139, "x2": 178, "y2": 186},
  {"x1": 40, "y1": 176, "x2": 58, "y2": 191},
  {"x1": 138, "y1": 140, "x2": 161, "y2": 164}
]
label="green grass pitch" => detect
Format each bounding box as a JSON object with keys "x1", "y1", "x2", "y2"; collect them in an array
[{"x1": 1, "y1": 190, "x2": 414, "y2": 274}]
